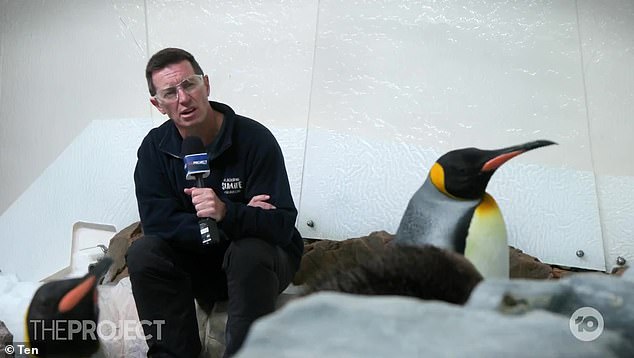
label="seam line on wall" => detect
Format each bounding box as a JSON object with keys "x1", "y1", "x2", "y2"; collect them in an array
[
  {"x1": 574, "y1": 0, "x2": 607, "y2": 269},
  {"x1": 297, "y1": 0, "x2": 322, "y2": 218},
  {"x1": 144, "y1": 0, "x2": 153, "y2": 119}
]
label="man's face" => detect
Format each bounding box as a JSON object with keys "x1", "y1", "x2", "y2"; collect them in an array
[{"x1": 150, "y1": 60, "x2": 211, "y2": 135}]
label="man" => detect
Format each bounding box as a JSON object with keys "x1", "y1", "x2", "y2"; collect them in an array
[{"x1": 127, "y1": 48, "x2": 303, "y2": 357}]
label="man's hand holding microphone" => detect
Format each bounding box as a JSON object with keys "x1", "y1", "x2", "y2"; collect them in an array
[{"x1": 182, "y1": 136, "x2": 276, "y2": 246}]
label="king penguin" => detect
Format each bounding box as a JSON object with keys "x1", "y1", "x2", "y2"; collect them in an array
[
  {"x1": 25, "y1": 256, "x2": 112, "y2": 357},
  {"x1": 393, "y1": 140, "x2": 556, "y2": 279}
]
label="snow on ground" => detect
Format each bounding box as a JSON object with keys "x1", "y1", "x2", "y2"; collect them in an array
[{"x1": 0, "y1": 273, "x2": 41, "y2": 342}]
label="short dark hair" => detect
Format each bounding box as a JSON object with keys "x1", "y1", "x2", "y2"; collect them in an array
[{"x1": 145, "y1": 48, "x2": 204, "y2": 96}]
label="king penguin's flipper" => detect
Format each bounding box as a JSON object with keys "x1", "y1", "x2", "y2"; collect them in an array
[
  {"x1": 394, "y1": 140, "x2": 556, "y2": 278},
  {"x1": 25, "y1": 256, "x2": 113, "y2": 357}
]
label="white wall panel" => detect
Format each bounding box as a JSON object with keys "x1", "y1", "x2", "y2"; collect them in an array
[
  {"x1": 112, "y1": 0, "x2": 149, "y2": 60},
  {"x1": 145, "y1": 0, "x2": 318, "y2": 130},
  {"x1": 269, "y1": 128, "x2": 307, "y2": 211},
  {"x1": 0, "y1": 0, "x2": 149, "y2": 215},
  {"x1": 302, "y1": 0, "x2": 591, "y2": 167},
  {"x1": 0, "y1": 119, "x2": 153, "y2": 281},
  {"x1": 299, "y1": 130, "x2": 438, "y2": 238},
  {"x1": 578, "y1": 0, "x2": 634, "y2": 270},
  {"x1": 597, "y1": 175, "x2": 634, "y2": 271},
  {"x1": 298, "y1": 0, "x2": 606, "y2": 269},
  {"x1": 490, "y1": 164, "x2": 603, "y2": 269}
]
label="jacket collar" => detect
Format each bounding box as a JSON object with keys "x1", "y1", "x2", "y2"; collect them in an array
[{"x1": 157, "y1": 101, "x2": 235, "y2": 160}]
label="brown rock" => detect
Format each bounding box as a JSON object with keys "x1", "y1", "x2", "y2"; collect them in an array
[
  {"x1": 509, "y1": 246, "x2": 553, "y2": 279},
  {"x1": 611, "y1": 266, "x2": 629, "y2": 276},
  {"x1": 551, "y1": 267, "x2": 574, "y2": 279},
  {"x1": 103, "y1": 221, "x2": 143, "y2": 284}
]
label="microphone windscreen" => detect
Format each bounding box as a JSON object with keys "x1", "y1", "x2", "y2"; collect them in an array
[
  {"x1": 181, "y1": 136, "x2": 210, "y2": 180},
  {"x1": 181, "y1": 136, "x2": 206, "y2": 156}
]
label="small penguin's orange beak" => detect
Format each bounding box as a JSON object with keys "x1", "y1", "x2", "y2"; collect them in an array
[{"x1": 58, "y1": 276, "x2": 96, "y2": 313}]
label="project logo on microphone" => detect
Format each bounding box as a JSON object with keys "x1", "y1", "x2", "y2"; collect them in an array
[{"x1": 569, "y1": 306, "x2": 604, "y2": 341}]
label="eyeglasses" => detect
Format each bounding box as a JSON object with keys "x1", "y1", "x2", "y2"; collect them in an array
[{"x1": 154, "y1": 74, "x2": 205, "y2": 103}]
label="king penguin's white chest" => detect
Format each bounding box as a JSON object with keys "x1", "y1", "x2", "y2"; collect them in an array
[{"x1": 463, "y1": 193, "x2": 509, "y2": 279}]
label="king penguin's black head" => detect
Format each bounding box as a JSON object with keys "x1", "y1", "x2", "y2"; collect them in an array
[
  {"x1": 25, "y1": 256, "x2": 112, "y2": 357},
  {"x1": 431, "y1": 140, "x2": 556, "y2": 200}
]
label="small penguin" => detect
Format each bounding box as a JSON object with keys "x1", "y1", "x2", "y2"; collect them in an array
[
  {"x1": 393, "y1": 140, "x2": 556, "y2": 279},
  {"x1": 25, "y1": 256, "x2": 112, "y2": 357},
  {"x1": 305, "y1": 243, "x2": 484, "y2": 304}
]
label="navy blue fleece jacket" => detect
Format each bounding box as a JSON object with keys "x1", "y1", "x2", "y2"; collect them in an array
[{"x1": 134, "y1": 101, "x2": 303, "y2": 265}]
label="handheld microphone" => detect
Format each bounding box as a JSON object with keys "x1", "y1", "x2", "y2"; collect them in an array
[{"x1": 181, "y1": 136, "x2": 221, "y2": 245}]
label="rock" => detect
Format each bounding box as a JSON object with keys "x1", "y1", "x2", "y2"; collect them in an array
[
  {"x1": 103, "y1": 222, "x2": 143, "y2": 284},
  {"x1": 236, "y1": 292, "x2": 633, "y2": 357},
  {"x1": 551, "y1": 266, "x2": 575, "y2": 279},
  {"x1": 467, "y1": 278, "x2": 566, "y2": 314},
  {"x1": 467, "y1": 273, "x2": 634, "y2": 340},
  {"x1": 615, "y1": 266, "x2": 631, "y2": 280},
  {"x1": 0, "y1": 321, "x2": 13, "y2": 358},
  {"x1": 197, "y1": 301, "x2": 228, "y2": 358},
  {"x1": 509, "y1": 246, "x2": 553, "y2": 279}
]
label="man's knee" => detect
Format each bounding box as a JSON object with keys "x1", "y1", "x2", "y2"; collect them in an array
[
  {"x1": 126, "y1": 235, "x2": 171, "y2": 274},
  {"x1": 224, "y1": 238, "x2": 275, "y2": 273}
]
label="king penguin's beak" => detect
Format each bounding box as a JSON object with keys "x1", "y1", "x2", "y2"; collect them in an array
[{"x1": 481, "y1": 140, "x2": 557, "y2": 172}]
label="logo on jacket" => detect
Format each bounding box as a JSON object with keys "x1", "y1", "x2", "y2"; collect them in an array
[{"x1": 222, "y1": 177, "x2": 244, "y2": 195}]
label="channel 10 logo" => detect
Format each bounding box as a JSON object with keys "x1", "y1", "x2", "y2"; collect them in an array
[{"x1": 569, "y1": 306, "x2": 604, "y2": 341}]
